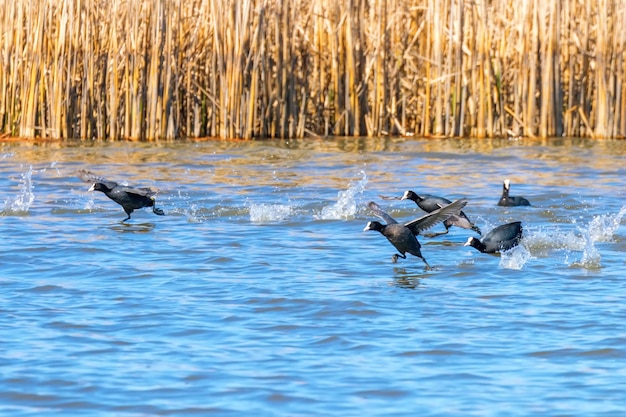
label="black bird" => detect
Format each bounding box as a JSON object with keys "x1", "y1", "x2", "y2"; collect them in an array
[
  {"x1": 497, "y1": 179, "x2": 530, "y2": 206},
  {"x1": 77, "y1": 170, "x2": 165, "y2": 221},
  {"x1": 464, "y1": 221, "x2": 523, "y2": 254},
  {"x1": 364, "y1": 198, "x2": 468, "y2": 269},
  {"x1": 401, "y1": 190, "x2": 481, "y2": 236}
]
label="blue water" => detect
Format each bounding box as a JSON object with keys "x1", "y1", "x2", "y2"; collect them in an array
[{"x1": 1, "y1": 138, "x2": 625, "y2": 416}]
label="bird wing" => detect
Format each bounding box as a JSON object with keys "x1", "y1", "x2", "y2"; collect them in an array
[
  {"x1": 446, "y1": 213, "x2": 473, "y2": 229},
  {"x1": 404, "y1": 198, "x2": 468, "y2": 235},
  {"x1": 116, "y1": 186, "x2": 158, "y2": 198},
  {"x1": 367, "y1": 201, "x2": 398, "y2": 225},
  {"x1": 76, "y1": 170, "x2": 118, "y2": 189}
]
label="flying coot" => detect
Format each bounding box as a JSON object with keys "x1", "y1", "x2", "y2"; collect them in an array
[
  {"x1": 77, "y1": 170, "x2": 165, "y2": 221},
  {"x1": 364, "y1": 198, "x2": 468, "y2": 268},
  {"x1": 401, "y1": 190, "x2": 481, "y2": 236},
  {"x1": 497, "y1": 179, "x2": 530, "y2": 206},
  {"x1": 464, "y1": 221, "x2": 522, "y2": 254}
]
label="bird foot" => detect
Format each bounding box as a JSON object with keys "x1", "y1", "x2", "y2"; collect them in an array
[{"x1": 153, "y1": 207, "x2": 165, "y2": 216}]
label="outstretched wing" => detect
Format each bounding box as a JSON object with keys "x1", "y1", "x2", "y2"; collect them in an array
[
  {"x1": 76, "y1": 169, "x2": 118, "y2": 189},
  {"x1": 404, "y1": 198, "x2": 468, "y2": 235},
  {"x1": 446, "y1": 213, "x2": 473, "y2": 229},
  {"x1": 367, "y1": 201, "x2": 398, "y2": 225}
]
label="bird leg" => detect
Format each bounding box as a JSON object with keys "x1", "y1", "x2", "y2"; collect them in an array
[
  {"x1": 421, "y1": 258, "x2": 432, "y2": 271},
  {"x1": 392, "y1": 253, "x2": 406, "y2": 263},
  {"x1": 122, "y1": 208, "x2": 133, "y2": 222}
]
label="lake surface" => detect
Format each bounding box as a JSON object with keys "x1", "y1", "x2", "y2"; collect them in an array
[{"x1": 1, "y1": 137, "x2": 625, "y2": 416}]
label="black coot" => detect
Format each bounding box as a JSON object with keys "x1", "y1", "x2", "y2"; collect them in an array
[
  {"x1": 77, "y1": 170, "x2": 165, "y2": 221},
  {"x1": 364, "y1": 198, "x2": 468, "y2": 268},
  {"x1": 402, "y1": 190, "x2": 481, "y2": 236},
  {"x1": 464, "y1": 221, "x2": 522, "y2": 253},
  {"x1": 497, "y1": 179, "x2": 530, "y2": 206}
]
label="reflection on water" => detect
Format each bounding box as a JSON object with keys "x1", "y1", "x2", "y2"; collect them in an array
[
  {"x1": 1, "y1": 137, "x2": 625, "y2": 415},
  {"x1": 392, "y1": 268, "x2": 427, "y2": 289},
  {"x1": 109, "y1": 222, "x2": 157, "y2": 233}
]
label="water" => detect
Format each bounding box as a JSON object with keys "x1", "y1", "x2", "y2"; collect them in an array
[{"x1": 1, "y1": 137, "x2": 625, "y2": 416}]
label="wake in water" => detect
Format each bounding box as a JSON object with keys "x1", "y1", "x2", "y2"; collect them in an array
[
  {"x1": 2, "y1": 165, "x2": 35, "y2": 214},
  {"x1": 506, "y1": 205, "x2": 626, "y2": 270},
  {"x1": 316, "y1": 171, "x2": 368, "y2": 220},
  {"x1": 249, "y1": 202, "x2": 293, "y2": 223}
]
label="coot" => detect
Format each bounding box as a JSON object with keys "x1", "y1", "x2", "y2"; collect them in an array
[
  {"x1": 364, "y1": 198, "x2": 468, "y2": 268},
  {"x1": 497, "y1": 179, "x2": 530, "y2": 206},
  {"x1": 402, "y1": 190, "x2": 481, "y2": 236},
  {"x1": 464, "y1": 221, "x2": 522, "y2": 253},
  {"x1": 77, "y1": 170, "x2": 165, "y2": 221}
]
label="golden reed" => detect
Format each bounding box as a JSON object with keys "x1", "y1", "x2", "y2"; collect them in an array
[{"x1": 0, "y1": 0, "x2": 624, "y2": 140}]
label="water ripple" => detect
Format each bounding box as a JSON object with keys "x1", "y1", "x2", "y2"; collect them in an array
[{"x1": 1, "y1": 138, "x2": 625, "y2": 415}]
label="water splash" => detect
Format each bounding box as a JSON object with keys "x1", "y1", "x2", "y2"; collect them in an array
[
  {"x1": 499, "y1": 244, "x2": 533, "y2": 270},
  {"x1": 521, "y1": 205, "x2": 625, "y2": 269},
  {"x1": 574, "y1": 232, "x2": 601, "y2": 269},
  {"x1": 524, "y1": 227, "x2": 585, "y2": 252},
  {"x1": 568, "y1": 206, "x2": 624, "y2": 268},
  {"x1": 317, "y1": 171, "x2": 368, "y2": 220},
  {"x1": 3, "y1": 165, "x2": 35, "y2": 213},
  {"x1": 249, "y1": 203, "x2": 293, "y2": 223},
  {"x1": 587, "y1": 205, "x2": 626, "y2": 242}
]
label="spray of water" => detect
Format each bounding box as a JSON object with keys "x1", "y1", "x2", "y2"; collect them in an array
[
  {"x1": 317, "y1": 171, "x2": 368, "y2": 220},
  {"x1": 587, "y1": 205, "x2": 626, "y2": 242},
  {"x1": 499, "y1": 244, "x2": 534, "y2": 270},
  {"x1": 519, "y1": 205, "x2": 626, "y2": 269},
  {"x1": 249, "y1": 203, "x2": 293, "y2": 223},
  {"x1": 572, "y1": 205, "x2": 625, "y2": 268},
  {"x1": 3, "y1": 165, "x2": 35, "y2": 213}
]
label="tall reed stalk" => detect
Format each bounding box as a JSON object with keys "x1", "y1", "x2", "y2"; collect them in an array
[{"x1": 0, "y1": 0, "x2": 625, "y2": 139}]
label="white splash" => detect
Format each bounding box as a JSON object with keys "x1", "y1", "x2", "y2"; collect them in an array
[
  {"x1": 3, "y1": 165, "x2": 35, "y2": 213},
  {"x1": 524, "y1": 226, "x2": 585, "y2": 252},
  {"x1": 569, "y1": 206, "x2": 625, "y2": 268},
  {"x1": 587, "y1": 205, "x2": 626, "y2": 242},
  {"x1": 317, "y1": 171, "x2": 368, "y2": 220},
  {"x1": 575, "y1": 232, "x2": 601, "y2": 268},
  {"x1": 249, "y1": 203, "x2": 293, "y2": 223},
  {"x1": 499, "y1": 244, "x2": 533, "y2": 270},
  {"x1": 521, "y1": 205, "x2": 626, "y2": 269}
]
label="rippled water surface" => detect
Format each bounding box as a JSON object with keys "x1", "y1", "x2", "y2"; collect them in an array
[{"x1": 1, "y1": 137, "x2": 625, "y2": 416}]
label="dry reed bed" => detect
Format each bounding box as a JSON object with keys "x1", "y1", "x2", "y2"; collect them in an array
[{"x1": 0, "y1": 0, "x2": 625, "y2": 139}]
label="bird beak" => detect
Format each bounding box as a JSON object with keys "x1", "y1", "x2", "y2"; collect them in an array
[{"x1": 88, "y1": 183, "x2": 95, "y2": 192}]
